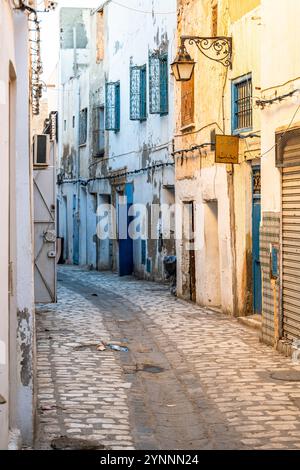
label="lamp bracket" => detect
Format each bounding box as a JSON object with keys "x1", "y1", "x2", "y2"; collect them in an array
[{"x1": 181, "y1": 36, "x2": 232, "y2": 68}]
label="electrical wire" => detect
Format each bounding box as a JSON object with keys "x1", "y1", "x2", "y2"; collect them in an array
[
  {"x1": 244, "y1": 103, "x2": 300, "y2": 160},
  {"x1": 111, "y1": 0, "x2": 176, "y2": 15},
  {"x1": 58, "y1": 161, "x2": 174, "y2": 186}
]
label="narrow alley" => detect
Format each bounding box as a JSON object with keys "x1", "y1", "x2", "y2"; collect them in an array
[{"x1": 35, "y1": 267, "x2": 300, "y2": 451}]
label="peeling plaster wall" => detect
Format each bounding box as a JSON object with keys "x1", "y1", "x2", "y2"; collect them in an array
[
  {"x1": 260, "y1": 0, "x2": 300, "y2": 345},
  {"x1": 0, "y1": 2, "x2": 35, "y2": 448},
  {"x1": 101, "y1": 0, "x2": 177, "y2": 280},
  {"x1": 175, "y1": 0, "x2": 261, "y2": 315}
]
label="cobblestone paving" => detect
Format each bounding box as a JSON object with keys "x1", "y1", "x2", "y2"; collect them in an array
[{"x1": 35, "y1": 266, "x2": 300, "y2": 450}]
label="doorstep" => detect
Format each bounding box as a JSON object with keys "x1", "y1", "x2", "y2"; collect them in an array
[{"x1": 237, "y1": 314, "x2": 262, "y2": 331}]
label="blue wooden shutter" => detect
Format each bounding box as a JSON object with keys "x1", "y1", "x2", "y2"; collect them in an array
[
  {"x1": 159, "y1": 54, "x2": 168, "y2": 115},
  {"x1": 115, "y1": 82, "x2": 120, "y2": 131},
  {"x1": 130, "y1": 66, "x2": 141, "y2": 120},
  {"x1": 140, "y1": 65, "x2": 147, "y2": 120},
  {"x1": 105, "y1": 82, "x2": 120, "y2": 131},
  {"x1": 149, "y1": 52, "x2": 160, "y2": 114}
]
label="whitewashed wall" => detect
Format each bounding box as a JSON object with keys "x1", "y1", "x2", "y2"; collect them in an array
[{"x1": 0, "y1": 2, "x2": 35, "y2": 449}]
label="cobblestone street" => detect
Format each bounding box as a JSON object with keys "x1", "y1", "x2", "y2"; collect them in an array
[{"x1": 35, "y1": 266, "x2": 300, "y2": 450}]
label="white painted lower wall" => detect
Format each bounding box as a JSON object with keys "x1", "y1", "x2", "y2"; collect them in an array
[{"x1": 176, "y1": 165, "x2": 234, "y2": 314}]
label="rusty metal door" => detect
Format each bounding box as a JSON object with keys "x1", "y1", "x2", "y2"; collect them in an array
[{"x1": 33, "y1": 116, "x2": 57, "y2": 303}]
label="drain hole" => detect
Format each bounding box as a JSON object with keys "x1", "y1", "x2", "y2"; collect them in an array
[
  {"x1": 51, "y1": 436, "x2": 107, "y2": 451},
  {"x1": 141, "y1": 364, "x2": 165, "y2": 374}
]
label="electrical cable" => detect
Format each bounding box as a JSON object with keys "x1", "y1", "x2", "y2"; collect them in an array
[
  {"x1": 111, "y1": 0, "x2": 176, "y2": 15},
  {"x1": 58, "y1": 161, "x2": 175, "y2": 186},
  {"x1": 243, "y1": 102, "x2": 300, "y2": 160}
]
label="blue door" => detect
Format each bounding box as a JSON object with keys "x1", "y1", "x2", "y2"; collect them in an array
[
  {"x1": 252, "y1": 166, "x2": 262, "y2": 314},
  {"x1": 73, "y1": 194, "x2": 79, "y2": 265},
  {"x1": 119, "y1": 183, "x2": 134, "y2": 276}
]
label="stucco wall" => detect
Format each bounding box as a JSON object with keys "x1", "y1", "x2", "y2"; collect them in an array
[
  {"x1": 0, "y1": 2, "x2": 35, "y2": 448},
  {"x1": 260, "y1": 0, "x2": 300, "y2": 345},
  {"x1": 175, "y1": 0, "x2": 261, "y2": 315}
]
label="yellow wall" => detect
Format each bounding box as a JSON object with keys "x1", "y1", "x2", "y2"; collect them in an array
[
  {"x1": 175, "y1": 0, "x2": 261, "y2": 315},
  {"x1": 228, "y1": 0, "x2": 260, "y2": 22}
]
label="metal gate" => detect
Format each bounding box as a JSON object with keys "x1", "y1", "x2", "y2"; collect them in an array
[
  {"x1": 282, "y1": 141, "x2": 300, "y2": 340},
  {"x1": 33, "y1": 114, "x2": 57, "y2": 303}
]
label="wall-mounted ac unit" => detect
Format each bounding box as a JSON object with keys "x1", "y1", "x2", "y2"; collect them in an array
[{"x1": 33, "y1": 134, "x2": 50, "y2": 167}]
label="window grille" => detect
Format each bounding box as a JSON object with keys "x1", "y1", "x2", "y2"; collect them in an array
[
  {"x1": 232, "y1": 74, "x2": 252, "y2": 133},
  {"x1": 79, "y1": 108, "x2": 88, "y2": 145},
  {"x1": 92, "y1": 106, "x2": 105, "y2": 157},
  {"x1": 130, "y1": 65, "x2": 147, "y2": 121},
  {"x1": 149, "y1": 52, "x2": 169, "y2": 115},
  {"x1": 105, "y1": 82, "x2": 120, "y2": 131}
]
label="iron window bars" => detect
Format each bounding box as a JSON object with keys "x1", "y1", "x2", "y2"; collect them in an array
[{"x1": 232, "y1": 73, "x2": 252, "y2": 133}]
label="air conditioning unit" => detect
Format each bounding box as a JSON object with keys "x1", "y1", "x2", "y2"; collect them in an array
[{"x1": 33, "y1": 134, "x2": 50, "y2": 167}]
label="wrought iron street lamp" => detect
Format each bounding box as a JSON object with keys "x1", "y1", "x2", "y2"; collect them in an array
[{"x1": 171, "y1": 36, "x2": 232, "y2": 82}]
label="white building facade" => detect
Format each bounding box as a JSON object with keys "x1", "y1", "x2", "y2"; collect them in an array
[
  {"x1": 260, "y1": 0, "x2": 300, "y2": 349},
  {"x1": 57, "y1": 0, "x2": 177, "y2": 280},
  {"x1": 0, "y1": 0, "x2": 36, "y2": 449}
]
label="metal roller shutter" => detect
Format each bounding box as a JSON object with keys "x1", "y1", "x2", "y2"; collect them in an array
[{"x1": 282, "y1": 157, "x2": 300, "y2": 341}]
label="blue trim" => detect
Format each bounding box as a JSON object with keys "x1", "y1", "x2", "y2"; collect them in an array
[
  {"x1": 105, "y1": 81, "x2": 120, "y2": 132},
  {"x1": 160, "y1": 54, "x2": 169, "y2": 115},
  {"x1": 231, "y1": 73, "x2": 252, "y2": 134}
]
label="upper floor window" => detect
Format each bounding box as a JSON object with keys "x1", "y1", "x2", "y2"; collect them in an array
[
  {"x1": 92, "y1": 106, "x2": 105, "y2": 157},
  {"x1": 96, "y1": 10, "x2": 104, "y2": 63},
  {"x1": 211, "y1": 1, "x2": 218, "y2": 36},
  {"x1": 79, "y1": 108, "x2": 88, "y2": 145},
  {"x1": 232, "y1": 73, "x2": 252, "y2": 133},
  {"x1": 181, "y1": 74, "x2": 194, "y2": 128},
  {"x1": 130, "y1": 65, "x2": 147, "y2": 121},
  {"x1": 105, "y1": 81, "x2": 120, "y2": 132},
  {"x1": 149, "y1": 52, "x2": 168, "y2": 115}
]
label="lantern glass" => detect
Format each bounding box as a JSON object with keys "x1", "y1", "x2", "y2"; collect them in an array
[
  {"x1": 178, "y1": 61, "x2": 195, "y2": 81},
  {"x1": 171, "y1": 46, "x2": 196, "y2": 82}
]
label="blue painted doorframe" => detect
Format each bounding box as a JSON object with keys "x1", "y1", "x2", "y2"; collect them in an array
[
  {"x1": 118, "y1": 183, "x2": 134, "y2": 276},
  {"x1": 73, "y1": 194, "x2": 79, "y2": 265},
  {"x1": 252, "y1": 166, "x2": 262, "y2": 314}
]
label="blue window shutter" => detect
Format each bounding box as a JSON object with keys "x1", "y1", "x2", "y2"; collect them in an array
[
  {"x1": 130, "y1": 65, "x2": 147, "y2": 121},
  {"x1": 115, "y1": 82, "x2": 120, "y2": 131},
  {"x1": 130, "y1": 66, "x2": 141, "y2": 120},
  {"x1": 140, "y1": 65, "x2": 147, "y2": 120},
  {"x1": 105, "y1": 81, "x2": 120, "y2": 132},
  {"x1": 149, "y1": 52, "x2": 161, "y2": 114},
  {"x1": 159, "y1": 54, "x2": 168, "y2": 115}
]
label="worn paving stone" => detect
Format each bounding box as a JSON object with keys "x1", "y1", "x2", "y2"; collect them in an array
[{"x1": 35, "y1": 266, "x2": 300, "y2": 450}]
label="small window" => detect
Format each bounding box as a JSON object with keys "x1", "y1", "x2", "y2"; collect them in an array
[
  {"x1": 232, "y1": 74, "x2": 252, "y2": 133},
  {"x1": 149, "y1": 52, "x2": 169, "y2": 115},
  {"x1": 181, "y1": 74, "x2": 194, "y2": 128},
  {"x1": 130, "y1": 65, "x2": 147, "y2": 121},
  {"x1": 211, "y1": 1, "x2": 218, "y2": 36},
  {"x1": 96, "y1": 10, "x2": 104, "y2": 63},
  {"x1": 105, "y1": 82, "x2": 120, "y2": 131},
  {"x1": 79, "y1": 108, "x2": 88, "y2": 145},
  {"x1": 93, "y1": 106, "x2": 105, "y2": 157},
  {"x1": 72, "y1": 116, "x2": 75, "y2": 128},
  {"x1": 64, "y1": 119, "x2": 67, "y2": 131}
]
